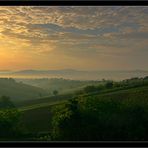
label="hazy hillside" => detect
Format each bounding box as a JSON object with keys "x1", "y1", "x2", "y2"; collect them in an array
[
  {"x1": 20, "y1": 84, "x2": 148, "y2": 134},
  {"x1": 1, "y1": 76, "x2": 148, "y2": 140},
  {"x1": 15, "y1": 78, "x2": 101, "y2": 94},
  {"x1": 0, "y1": 78, "x2": 48, "y2": 102},
  {"x1": 0, "y1": 69, "x2": 148, "y2": 80}
]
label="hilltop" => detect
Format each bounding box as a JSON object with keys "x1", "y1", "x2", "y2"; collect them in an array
[{"x1": 0, "y1": 78, "x2": 48, "y2": 103}]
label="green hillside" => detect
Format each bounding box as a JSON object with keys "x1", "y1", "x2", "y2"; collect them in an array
[
  {"x1": 16, "y1": 78, "x2": 101, "y2": 94},
  {"x1": 51, "y1": 84, "x2": 148, "y2": 141},
  {"x1": 0, "y1": 78, "x2": 48, "y2": 102},
  {"x1": 1, "y1": 77, "x2": 148, "y2": 140},
  {"x1": 20, "y1": 84, "x2": 148, "y2": 134}
]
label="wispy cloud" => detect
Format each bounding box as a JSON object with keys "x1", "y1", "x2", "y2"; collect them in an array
[{"x1": 0, "y1": 6, "x2": 147, "y2": 70}]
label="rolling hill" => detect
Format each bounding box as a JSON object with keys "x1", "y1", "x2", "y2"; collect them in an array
[
  {"x1": 15, "y1": 78, "x2": 101, "y2": 94},
  {"x1": 19, "y1": 84, "x2": 148, "y2": 133},
  {"x1": 0, "y1": 78, "x2": 48, "y2": 103}
]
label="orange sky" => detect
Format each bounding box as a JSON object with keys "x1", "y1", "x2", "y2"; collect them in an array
[{"x1": 0, "y1": 6, "x2": 148, "y2": 71}]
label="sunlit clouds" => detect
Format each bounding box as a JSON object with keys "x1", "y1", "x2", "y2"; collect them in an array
[{"x1": 0, "y1": 6, "x2": 147, "y2": 70}]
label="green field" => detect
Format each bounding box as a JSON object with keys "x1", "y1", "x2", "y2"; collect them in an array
[
  {"x1": 1, "y1": 77, "x2": 148, "y2": 140},
  {"x1": 19, "y1": 84, "x2": 148, "y2": 134}
]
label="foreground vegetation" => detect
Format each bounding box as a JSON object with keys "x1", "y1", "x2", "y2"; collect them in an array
[
  {"x1": 51, "y1": 85, "x2": 148, "y2": 141},
  {"x1": 1, "y1": 76, "x2": 148, "y2": 141}
]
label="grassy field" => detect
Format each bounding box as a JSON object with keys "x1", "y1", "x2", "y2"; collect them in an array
[
  {"x1": 16, "y1": 92, "x2": 77, "y2": 108},
  {"x1": 20, "y1": 105, "x2": 52, "y2": 133},
  {"x1": 17, "y1": 81, "x2": 148, "y2": 109},
  {"x1": 19, "y1": 100, "x2": 67, "y2": 112},
  {"x1": 19, "y1": 100, "x2": 67, "y2": 133},
  {"x1": 20, "y1": 85, "x2": 148, "y2": 133}
]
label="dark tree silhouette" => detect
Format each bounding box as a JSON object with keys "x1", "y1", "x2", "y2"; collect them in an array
[
  {"x1": 53, "y1": 90, "x2": 58, "y2": 96},
  {"x1": 105, "y1": 81, "x2": 113, "y2": 89},
  {"x1": 0, "y1": 96, "x2": 15, "y2": 109}
]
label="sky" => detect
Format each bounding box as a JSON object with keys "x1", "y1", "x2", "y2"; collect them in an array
[{"x1": 0, "y1": 6, "x2": 147, "y2": 71}]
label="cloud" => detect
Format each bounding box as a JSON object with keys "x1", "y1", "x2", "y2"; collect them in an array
[
  {"x1": 0, "y1": 6, "x2": 147, "y2": 71},
  {"x1": 102, "y1": 29, "x2": 148, "y2": 41},
  {"x1": 1, "y1": 6, "x2": 147, "y2": 32}
]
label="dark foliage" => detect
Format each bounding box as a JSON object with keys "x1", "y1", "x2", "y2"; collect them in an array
[
  {"x1": 50, "y1": 76, "x2": 148, "y2": 141},
  {"x1": 0, "y1": 96, "x2": 15, "y2": 109},
  {"x1": 53, "y1": 90, "x2": 58, "y2": 96}
]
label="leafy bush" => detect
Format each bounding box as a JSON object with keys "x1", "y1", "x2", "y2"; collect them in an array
[
  {"x1": 50, "y1": 83, "x2": 148, "y2": 141},
  {"x1": 0, "y1": 109, "x2": 22, "y2": 138}
]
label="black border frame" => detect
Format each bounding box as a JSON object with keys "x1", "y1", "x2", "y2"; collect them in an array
[
  {"x1": 0, "y1": 0, "x2": 147, "y2": 5},
  {"x1": 0, "y1": 0, "x2": 148, "y2": 147}
]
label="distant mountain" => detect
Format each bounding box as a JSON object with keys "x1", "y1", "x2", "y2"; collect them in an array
[
  {"x1": 0, "y1": 70, "x2": 13, "y2": 73},
  {"x1": 0, "y1": 78, "x2": 48, "y2": 103},
  {"x1": 12, "y1": 69, "x2": 84, "y2": 75},
  {"x1": 0, "y1": 69, "x2": 148, "y2": 80}
]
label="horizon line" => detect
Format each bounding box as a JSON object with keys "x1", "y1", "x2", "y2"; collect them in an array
[{"x1": 0, "y1": 69, "x2": 148, "y2": 72}]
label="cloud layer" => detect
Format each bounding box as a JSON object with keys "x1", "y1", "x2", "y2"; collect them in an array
[{"x1": 0, "y1": 6, "x2": 147, "y2": 70}]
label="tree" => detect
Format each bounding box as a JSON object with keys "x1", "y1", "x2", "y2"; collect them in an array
[
  {"x1": 0, "y1": 96, "x2": 15, "y2": 109},
  {"x1": 66, "y1": 99, "x2": 79, "y2": 115},
  {"x1": 51, "y1": 98, "x2": 80, "y2": 140},
  {"x1": 105, "y1": 81, "x2": 113, "y2": 89},
  {"x1": 144, "y1": 76, "x2": 148, "y2": 80},
  {"x1": 0, "y1": 109, "x2": 21, "y2": 138},
  {"x1": 53, "y1": 90, "x2": 58, "y2": 96},
  {"x1": 84, "y1": 85, "x2": 97, "y2": 93},
  {"x1": 39, "y1": 93, "x2": 42, "y2": 98}
]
